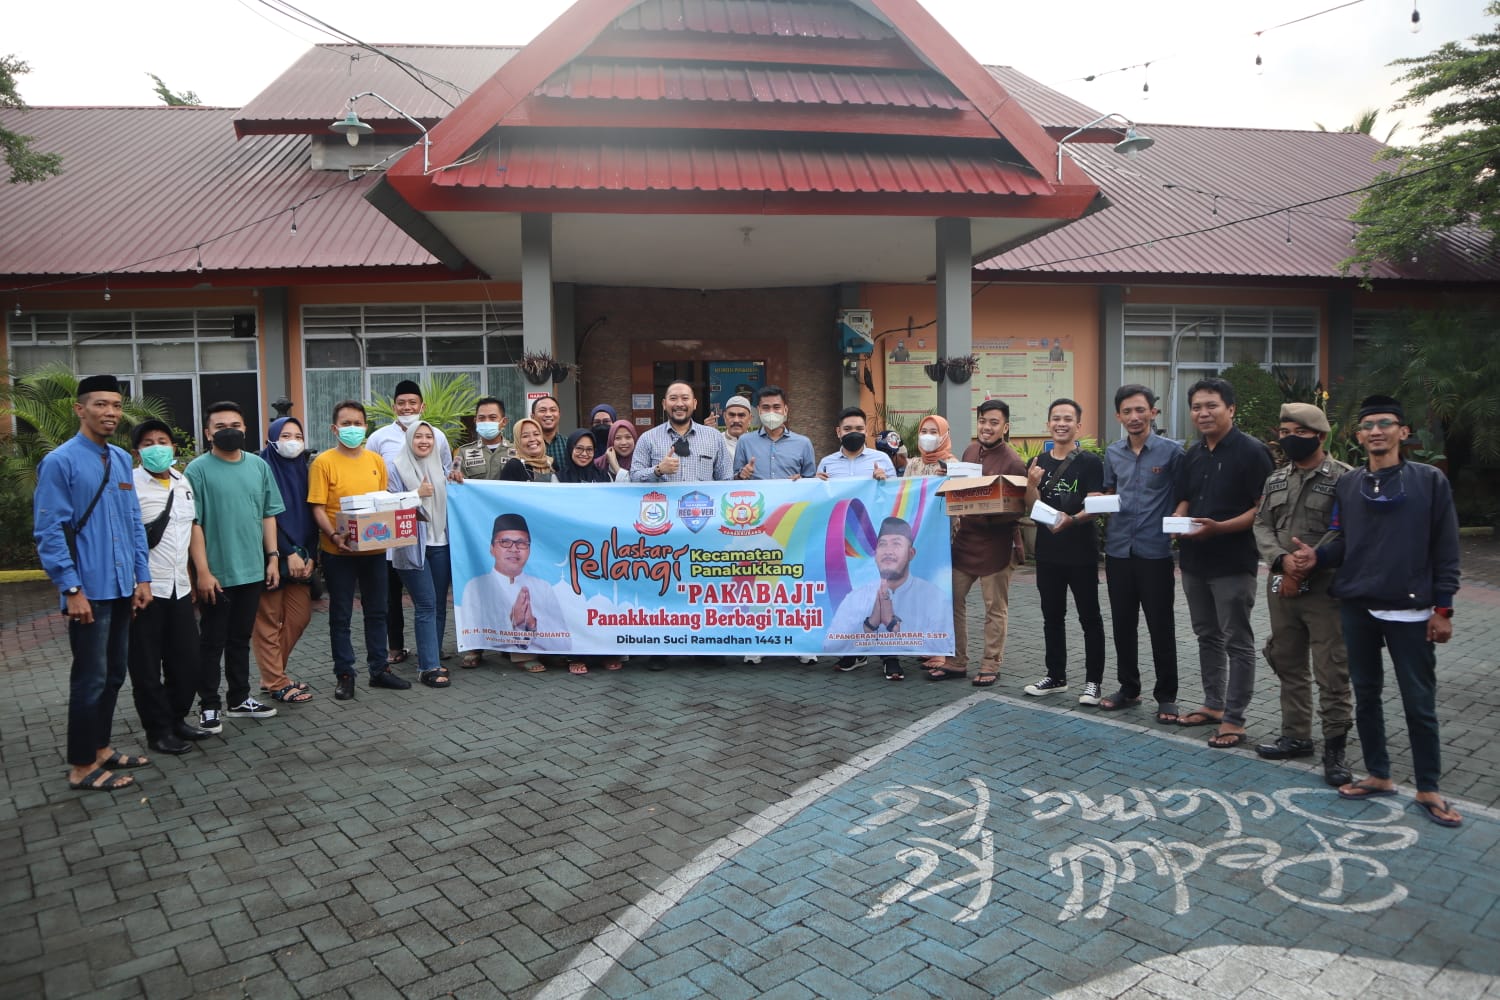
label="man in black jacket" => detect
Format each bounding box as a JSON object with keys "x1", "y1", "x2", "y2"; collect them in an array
[{"x1": 1289, "y1": 395, "x2": 1462, "y2": 828}]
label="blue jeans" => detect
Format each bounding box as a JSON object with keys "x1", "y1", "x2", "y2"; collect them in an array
[
  {"x1": 395, "y1": 545, "x2": 450, "y2": 675},
  {"x1": 322, "y1": 552, "x2": 389, "y2": 680},
  {"x1": 1341, "y1": 606, "x2": 1443, "y2": 792},
  {"x1": 68, "y1": 597, "x2": 131, "y2": 766}
]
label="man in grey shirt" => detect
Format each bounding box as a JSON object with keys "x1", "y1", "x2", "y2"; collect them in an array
[{"x1": 631, "y1": 380, "x2": 733, "y2": 484}]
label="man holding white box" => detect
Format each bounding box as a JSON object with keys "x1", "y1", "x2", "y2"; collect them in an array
[{"x1": 1172, "y1": 377, "x2": 1274, "y2": 748}]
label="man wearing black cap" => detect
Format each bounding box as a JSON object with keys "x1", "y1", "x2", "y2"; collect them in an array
[
  {"x1": 459, "y1": 514, "x2": 571, "y2": 660},
  {"x1": 1290, "y1": 394, "x2": 1463, "y2": 828},
  {"x1": 368, "y1": 380, "x2": 453, "y2": 667},
  {"x1": 33, "y1": 374, "x2": 154, "y2": 792},
  {"x1": 1252, "y1": 403, "x2": 1354, "y2": 785},
  {"x1": 129, "y1": 419, "x2": 212, "y2": 755},
  {"x1": 827, "y1": 516, "x2": 947, "y2": 680}
]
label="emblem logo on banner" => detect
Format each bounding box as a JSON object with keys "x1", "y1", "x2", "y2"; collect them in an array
[
  {"x1": 678, "y1": 490, "x2": 713, "y2": 534},
  {"x1": 719, "y1": 490, "x2": 765, "y2": 536},
  {"x1": 634, "y1": 491, "x2": 672, "y2": 536}
]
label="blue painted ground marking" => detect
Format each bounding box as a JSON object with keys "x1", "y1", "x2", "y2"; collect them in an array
[{"x1": 564, "y1": 698, "x2": 1500, "y2": 997}]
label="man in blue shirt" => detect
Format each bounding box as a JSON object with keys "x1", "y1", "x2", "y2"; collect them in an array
[
  {"x1": 816, "y1": 407, "x2": 896, "y2": 482},
  {"x1": 1099, "y1": 384, "x2": 1184, "y2": 721},
  {"x1": 732, "y1": 385, "x2": 817, "y2": 483},
  {"x1": 631, "y1": 381, "x2": 733, "y2": 484},
  {"x1": 33, "y1": 374, "x2": 154, "y2": 792}
]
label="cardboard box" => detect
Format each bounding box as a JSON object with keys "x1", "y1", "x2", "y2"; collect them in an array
[
  {"x1": 936, "y1": 475, "x2": 1028, "y2": 516},
  {"x1": 341, "y1": 508, "x2": 419, "y2": 552},
  {"x1": 1085, "y1": 494, "x2": 1122, "y2": 515}
]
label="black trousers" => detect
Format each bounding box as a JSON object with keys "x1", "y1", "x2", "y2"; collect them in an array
[
  {"x1": 1037, "y1": 561, "x2": 1105, "y2": 685},
  {"x1": 1104, "y1": 555, "x2": 1179, "y2": 704},
  {"x1": 198, "y1": 581, "x2": 263, "y2": 710},
  {"x1": 128, "y1": 590, "x2": 199, "y2": 738},
  {"x1": 387, "y1": 564, "x2": 406, "y2": 650}
]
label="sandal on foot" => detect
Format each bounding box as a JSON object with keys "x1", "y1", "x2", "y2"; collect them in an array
[
  {"x1": 972, "y1": 673, "x2": 998, "y2": 687},
  {"x1": 569, "y1": 662, "x2": 589, "y2": 675},
  {"x1": 420, "y1": 669, "x2": 451, "y2": 688},
  {"x1": 1177, "y1": 710, "x2": 1223, "y2": 728},
  {"x1": 386, "y1": 648, "x2": 410, "y2": 665},
  {"x1": 1098, "y1": 690, "x2": 1141, "y2": 711},
  {"x1": 460, "y1": 651, "x2": 482, "y2": 669},
  {"x1": 70, "y1": 767, "x2": 133, "y2": 791},
  {"x1": 926, "y1": 668, "x2": 968, "y2": 682},
  {"x1": 921, "y1": 656, "x2": 949, "y2": 669},
  {"x1": 1337, "y1": 779, "x2": 1398, "y2": 800},
  {"x1": 99, "y1": 751, "x2": 150, "y2": 769},
  {"x1": 604, "y1": 660, "x2": 624, "y2": 671},
  {"x1": 270, "y1": 684, "x2": 314, "y2": 703},
  {"x1": 1207, "y1": 730, "x2": 1246, "y2": 749},
  {"x1": 1155, "y1": 702, "x2": 1180, "y2": 725},
  {"x1": 518, "y1": 661, "x2": 547, "y2": 673},
  {"x1": 1414, "y1": 798, "x2": 1462, "y2": 828}
]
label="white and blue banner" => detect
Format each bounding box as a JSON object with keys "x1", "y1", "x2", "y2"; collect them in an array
[{"x1": 449, "y1": 477, "x2": 955, "y2": 657}]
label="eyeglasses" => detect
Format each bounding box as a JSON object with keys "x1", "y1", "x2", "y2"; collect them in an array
[
  {"x1": 1359, "y1": 467, "x2": 1405, "y2": 505},
  {"x1": 1358, "y1": 419, "x2": 1400, "y2": 431},
  {"x1": 494, "y1": 539, "x2": 531, "y2": 550}
]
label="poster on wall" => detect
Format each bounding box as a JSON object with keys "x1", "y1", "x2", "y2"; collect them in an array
[
  {"x1": 971, "y1": 335, "x2": 1074, "y2": 436},
  {"x1": 880, "y1": 332, "x2": 1074, "y2": 437},
  {"x1": 448, "y1": 477, "x2": 954, "y2": 657},
  {"x1": 705, "y1": 361, "x2": 766, "y2": 425}
]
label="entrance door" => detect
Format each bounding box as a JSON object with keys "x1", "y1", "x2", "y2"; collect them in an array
[{"x1": 651, "y1": 360, "x2": 765, "y2": 424}]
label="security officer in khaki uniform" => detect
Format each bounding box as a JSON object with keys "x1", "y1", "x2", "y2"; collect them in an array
[
  {"x1": 454, "y1": 396, "x2": 512, "y2": 482},
  {"x1": 1251, "y1": 402, "x2": 1354, "y2": 785}
]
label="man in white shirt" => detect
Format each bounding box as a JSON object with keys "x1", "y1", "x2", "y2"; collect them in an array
[
  {"x1": 460, "y1": 514, "x2": 570, "y2": 653},
  {"x1": 367, "y1": 379, "x2": 453, "y2": 667},
  {"x1": 128, "y1": 420, "x2": 212, "y2": 754},
  {"x1": 817, "y1": 407, "x2": 896, "y2": 481},
  {"x1": 827, "y1": 517, "x2": 948, "y2": 678}
]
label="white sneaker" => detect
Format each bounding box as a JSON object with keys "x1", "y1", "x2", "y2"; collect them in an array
[
  {"x1": 743, "y1": 655, "x2": 763, "y2": 664},
  {"x1": 225, "y1": 698, "x2": 277, "y2": 719},
  {"x1": 1023, "y1": 676, "x2": 1069, "y2": 696},
  {"x1": 199, "y1": 709, "x2": 222, "y2": 733},
  {"x1": 798, "y1": 656, "x2": 818, "y2": 664},
  {"x1": 1077, "y1": 682, "x2": 1102, "y2": 706}
]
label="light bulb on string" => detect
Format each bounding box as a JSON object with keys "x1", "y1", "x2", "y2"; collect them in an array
[
  {"x1": 1212, "y1": 194, "x2": 1220, "y2": 218},
  {"x1": 1142, "y1": 62, "x2": 1151, "y2": 99},
  {"x1": 290, "y1": 206, "x2": 298, "y2": 235},
  {"x1": 1284, "y1": 212, "x2": 1293, "y2": 245},
  {"x1": 194, "y1": 246, "x2": 205, "y2": 275},
  {"x1": 103, "y1": 279, "x2": 111, "y2": 302},
  {"x1": 1411, "y1": 3, "x2": 1421, "y2": 33},
  {"x1": 12, "y1": 302, "x2": 19, "y2": 318},
  {"x1": 1255, "y1": 33, "x2": 1264, "y2": 76}
]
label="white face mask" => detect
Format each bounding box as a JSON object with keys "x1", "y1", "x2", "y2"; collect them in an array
[
  {"x1": 275, "y1": 439, "x2": 306, "y2": 459},
  {"x1": 918, "y1": 433, "x2": 941, "y2": 452},
  {"x1": 758, "y1": 411, "x2": 786, "y2": 431},
  {"x1": 396, "y1": 414, "x2": 418, "y2": 428}
]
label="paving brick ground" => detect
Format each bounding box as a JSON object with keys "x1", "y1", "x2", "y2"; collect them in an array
[{"x1": 2, "y1": 538, "x2": 1497, "y2": 998}]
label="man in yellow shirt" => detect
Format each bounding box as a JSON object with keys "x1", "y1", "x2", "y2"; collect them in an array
[{"x1": 308, "y1": 400, "x2": 411, "y2": 701}]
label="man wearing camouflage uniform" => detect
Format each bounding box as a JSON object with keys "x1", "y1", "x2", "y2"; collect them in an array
[{"x1": 1251, "y1": 402, "x2": 1354, "y2": 785}]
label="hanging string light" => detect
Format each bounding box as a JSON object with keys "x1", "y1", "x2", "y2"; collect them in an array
[
  {"x1": 103, "y1": 279, "x2": 111, "y2": 302},
  {"x1": 290, "y1": 206, "x2": 298, "y2": 235},
  {"x1": 1141, "y1": 62, "x2": 1151, "y2": 99},
  {"x1": 1410, "y1": 2, "x2": 1421, "y2": 33},
  {"x1": 1255, "y1": 32, "x2": 1264, "y2": 74},
  {"x1": 12, "y1": 302, "x2": 19, "y2": 318},
  {"x1": 1285, "y1": 211, "x2": 1294, "y2": 245},
  {"x1": 194, "y1": 246, "x2": 205, "y2": 274}
]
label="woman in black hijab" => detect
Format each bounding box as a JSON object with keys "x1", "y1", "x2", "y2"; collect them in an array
[{"x1": 556, "y1": 429, "x2": 611, "y2": 484}]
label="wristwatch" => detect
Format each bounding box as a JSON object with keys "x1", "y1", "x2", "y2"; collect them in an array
[
  {"x1": 64, "y1": 586, "x2": 81, "y2": 596},
  {"x1": 265, "y1": 550, "x2": 280, "y2": 559},
  {"x1": 1433, "y1": 606, "x2": 1454, "y2": 619}
]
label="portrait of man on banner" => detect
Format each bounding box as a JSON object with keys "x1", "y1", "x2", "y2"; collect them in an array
[
  {"x1": 826, "y1": 515, "x2": 950, "y2": 651},
  {"x1": 459, "y1": 513, "x2": 571, "y2": 652}
]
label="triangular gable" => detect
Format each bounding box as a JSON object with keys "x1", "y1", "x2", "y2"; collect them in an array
[{"x1": 390, "y1": 0, "x2": 1093, "y2": 190}]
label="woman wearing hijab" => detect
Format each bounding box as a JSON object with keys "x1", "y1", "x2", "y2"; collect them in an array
[
  {"x1": 253, "y1": 417, "x2": 317, "y2": 703},
  {"x1": 387, "y1": 419, "x2": 452, "y2": 688},
  {"x1": 501, "y1": 418, "x2": 555, "y2": 482},
  {"x1": 557, "y1": 430, "x2": 621, "y2": 674},
  {"x1": 905, "y1": 415, "x2": 954, "y2": 477},
  {"x1": 595, "y1": 419, "x2": 637, "y2": 483},
  {"x1": 588, "y1": 403, "x2": 618, "y2": 456}
]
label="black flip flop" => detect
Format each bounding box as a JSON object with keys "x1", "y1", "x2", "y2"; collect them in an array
[{"x1": 1098, "y1": 690, "x2": 1141, "y2": 711}]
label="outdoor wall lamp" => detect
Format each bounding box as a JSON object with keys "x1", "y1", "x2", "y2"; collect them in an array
[
  {"x1": 1055, "y1": 112, "x2": 1156, "y2": 181},
  {"x1": 329, "y1": 91, "x2": 430, "y2": 175}
]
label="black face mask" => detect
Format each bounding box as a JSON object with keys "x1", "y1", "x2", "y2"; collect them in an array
[
  {"x1": 1280, "y1": 434, "x2": 1320, "y2": 463},
  {"x1": 212, "y1": 428, "x2": 246, "y2": 453},
  {"x1": 840, "y1": 432, "x2": 866, "y2": 453}
]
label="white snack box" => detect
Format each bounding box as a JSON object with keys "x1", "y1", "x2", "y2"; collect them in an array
[
  {"x1": 1030, "y1": 500, "x2": 1064, "y2": 526},
  {"x1": 340, "y1": 493, "x2": 376, "y2": 512},
  {"x1": 1162, "y1": 516, "x2": 1196, "y2": 534},
  {"x1": 1084, "y1": 494, "x2": 1121, "y2": 515},
  {"x1": 946, "y1": 461, "x2": 984, "y2": 478}
]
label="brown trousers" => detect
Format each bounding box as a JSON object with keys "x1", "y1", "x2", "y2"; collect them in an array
[
  {"x1": 952, "y1": 565, "x2": 1014, "y2": 675},
  {"x1": 253, "y1": 582, "x2": 313, "y2": 693},
  {"x1": 1262, "y1": 577, "x2": 1352, "y2": 741}
]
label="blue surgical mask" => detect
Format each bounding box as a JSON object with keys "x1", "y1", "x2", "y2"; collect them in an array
[
  {"x1": 337, "y1": 426, "x2": 366, "y2": 448},
  {"x1": 476, "y1": 421, "x2": 501, "y2": 440},
  {"x1": 139, "y1": 444, "x2": 175, "y2": 474}
]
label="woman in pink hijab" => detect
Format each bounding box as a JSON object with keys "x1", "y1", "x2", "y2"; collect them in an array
[{"x1": 595, "y1": 419, "x2": 638, "y2": 482}]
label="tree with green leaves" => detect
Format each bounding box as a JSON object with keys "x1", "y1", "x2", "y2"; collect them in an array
[
  {"x1": 0, "y1": 55, "x2": 62, "y2": 184},
  {"x1": 1346, "y1": 3, "x2": 1500, "y2": 274},
  {"x1": 147, "y1": 73, "x2": 200, "y2": 106},
  {"x1": 367, "y1": 373, "x2": 479, "y2": 451},
  {"x1": 1314, "y1": 108, "x2": 1400, "y2": 143}
]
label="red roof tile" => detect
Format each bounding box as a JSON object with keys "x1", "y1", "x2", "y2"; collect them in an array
[
  {"x1": 432, "y1": 135, "x2": 1051, "y2": 197},
  {"x1": 615, "y1": 0, "x2": 895, "y2": 40},
  {"x1": 535, "y1": 62, "x2": 968, "y2": 109},
  {"x1": 0, "y1": 107, "x2": 436, "y2": 279},
  {"x1": 981, "y1": 123, "x2": 1498, "y2": 281}
]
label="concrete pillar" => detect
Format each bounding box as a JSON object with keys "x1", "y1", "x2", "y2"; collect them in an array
[
  {"x1": 553, "y1": 282, "x2": 578, "y2": 424},
  {"x1": 259, "y1": 287, "x2": 290, "y2": 407},
  {"x1": 1100, "y1": 285, "x2": 1125, "y2": 442},
  {"x1": 521, "y1": 213, "x2": 557, "y2": 417},
  {"x1": 1327, "y1": 288, "x2": 1354, "y2": 388},
  {"x1": 838, "y1": 282, "x2": 862, "y2": 412},
  {"x1": 935, "y1": 217, "x2": 973, "y2": 446}
]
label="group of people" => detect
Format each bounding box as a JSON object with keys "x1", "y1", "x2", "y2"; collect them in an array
[{"x1": 36, "y1": 373, "x2": 1463, "y2": 828}]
